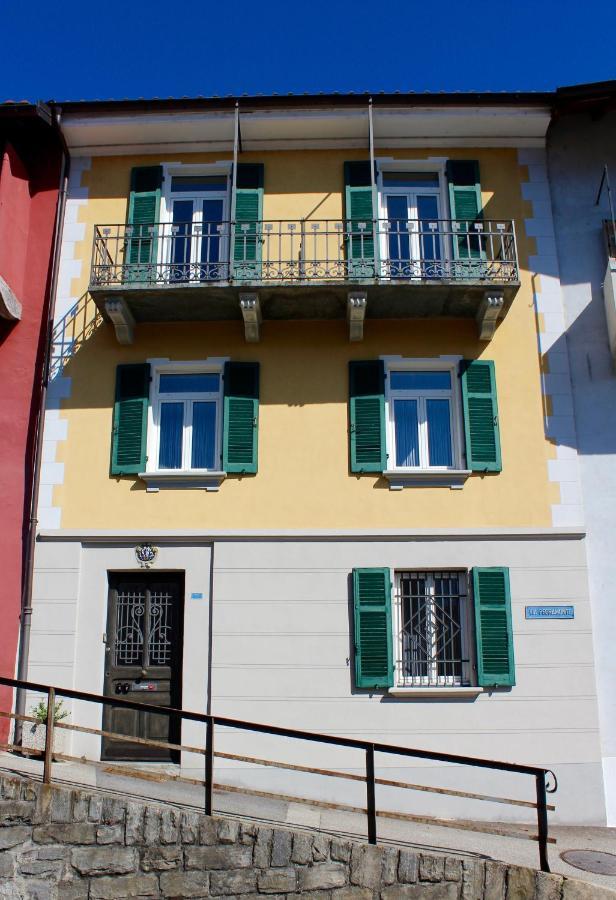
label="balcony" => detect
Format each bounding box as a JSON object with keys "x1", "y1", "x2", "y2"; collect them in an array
[{"x1": 89, "y1": 218, "x2": 520, "y2": 343}]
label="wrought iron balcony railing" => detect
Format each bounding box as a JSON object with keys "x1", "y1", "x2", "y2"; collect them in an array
[{"x1": 90, "y1": 218, "x2": 519, "y2": 289}]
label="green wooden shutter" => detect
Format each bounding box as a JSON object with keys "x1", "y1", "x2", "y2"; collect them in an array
[
  {"x1": 344, "y1": 162, "x2": 375, "y2": 277},
  {"x1": 233, "y1": 164, "x2": 264, "y2": 280},
  {"x1": 223, "y1": 362, "x2": 259, "y2": 474},
  {"x1": 353, "y1": 568, "x2": 393, "y2": 689},
  {"x1": 472, "y1": 567, "x2": 515, "y2": 687},
  {"x1": 349, "y1": 360, "x2": 386, "y2": 473},
  {"x1": 446, "y1": 159, "x2": 485, "y2": 266},
  {"x1": 461, "y1": 359, "x2": 501, "y2": 472},
  {"x1": 126, "y1": 166, "x2": 163, "y2": 282},
  {"x1": 110, "y1": 364, "x2": 150, "y2": 475}
]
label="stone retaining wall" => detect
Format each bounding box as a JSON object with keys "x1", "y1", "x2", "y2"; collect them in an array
[{"x1": 0, "y1": 773, "x2": 612, "y2": 899}]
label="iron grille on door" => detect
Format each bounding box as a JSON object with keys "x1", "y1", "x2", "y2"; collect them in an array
[
  {"x1": 395, "y1": 571, "x2": 471, "y2": 687},
  {"x1": 114, "y1": 586, "x2": 174, "y2": 668}
]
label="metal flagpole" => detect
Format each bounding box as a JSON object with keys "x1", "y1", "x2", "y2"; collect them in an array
[
  {"x1": 368, "y1": 98, "x2": 379, "y2": 271},
  {"x1": 229, "y1": 102, "x2": 240, "y2": 278}
]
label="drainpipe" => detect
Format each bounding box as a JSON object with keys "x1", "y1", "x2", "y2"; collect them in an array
[{"x1": 14, "y1": 105, "x2": 70, "y2": 742}]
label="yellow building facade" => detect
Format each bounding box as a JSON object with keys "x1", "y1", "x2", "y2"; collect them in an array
[{"x1": 53, "y1": 147, "x2": 556, "y2": 528}]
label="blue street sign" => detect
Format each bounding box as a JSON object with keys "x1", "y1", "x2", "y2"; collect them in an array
[{"x1": 525, "y1": 605, "x2": 574, "y2": 619}]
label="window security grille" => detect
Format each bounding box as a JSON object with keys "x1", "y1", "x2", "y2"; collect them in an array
[{"x1": 395, "y1": 571, "x2": 471, "y2": 687}]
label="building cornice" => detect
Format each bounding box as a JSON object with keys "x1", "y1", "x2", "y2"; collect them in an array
[{"x1": 37, "y1": 527, "x2": 586, "y2": 543}]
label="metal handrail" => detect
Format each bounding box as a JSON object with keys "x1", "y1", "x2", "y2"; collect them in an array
[
  {"x1": 89, "y1": 218, "x2": 519, "y2": 288},
  {"x1": 0, "y1": 673, "x2": 555, "y2": 872}
]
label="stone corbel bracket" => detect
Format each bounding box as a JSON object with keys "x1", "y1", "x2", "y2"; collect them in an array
[
  {"x1": 240, "y1": 293, "x2": 262, "y2": 343},
  {"x1": 476, "y1": 292, "x2": 505, "y2": 341},
  {"x1": 347, "y1": 291, "x2": 367, "y2": 342},
  {"x1": 105, "y1": 297, "x2": 135, "y2": 345},
  {"x1": 0, "y1": 275, "x2": 22, "y2": 321}
]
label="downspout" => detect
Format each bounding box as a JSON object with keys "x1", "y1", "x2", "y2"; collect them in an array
[{"x1": 14, "y1": 105, "x2": 70, "y2": 741}]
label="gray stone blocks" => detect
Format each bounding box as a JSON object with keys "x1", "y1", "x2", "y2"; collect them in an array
[{"x1": 0, "y1": 771, "x2": 609, "y2": 899}]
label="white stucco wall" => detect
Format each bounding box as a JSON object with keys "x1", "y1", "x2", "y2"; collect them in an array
[
  {"x1": 29, "y1": 530, "x2": 604, "y2": 826},
  {"x1": 547, "y1": 110, "x2": 616, "y2": 825}
]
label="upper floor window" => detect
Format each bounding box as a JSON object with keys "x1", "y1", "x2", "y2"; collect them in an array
[
  {"x1": 380, "y1": 172, "x2": 442, "y2": 277},
  {"x1": 151, "y1": 366, "x2": 223, "y2": 472},
  {"x1": 110, "y1": 359, "x2": 260, "y2": 489},
  {"x1": 386, "y1": 362, "x2": 462, "y2": 472},
  {"x1": 163, "y1": 168, "x2": 230, "y2": 282},
  {"x1": 348, "y1": 357, "x2": 500, "y2": 484}
]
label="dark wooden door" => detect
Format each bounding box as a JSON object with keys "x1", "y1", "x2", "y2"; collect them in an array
[{"x1": 102, "y1": 572, "x2": 184, "y2": 761}]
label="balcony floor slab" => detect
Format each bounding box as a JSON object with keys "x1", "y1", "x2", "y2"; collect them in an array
[{"x1": 91, "y1": 280, "x2": 519, "y2": 324}]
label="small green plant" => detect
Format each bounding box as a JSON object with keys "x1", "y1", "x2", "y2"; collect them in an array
[{"x1": 30, "y1": 699, "x2": 69, "y2": 725}]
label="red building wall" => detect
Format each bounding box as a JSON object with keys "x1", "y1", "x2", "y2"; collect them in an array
[{"x1": 0, "y1": 115, "x2": 63, "y2": 739}]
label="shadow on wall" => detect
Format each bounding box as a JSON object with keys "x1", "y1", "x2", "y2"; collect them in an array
[
  {"x1": 549, "y1": 283, "x2": 616, "y2": 457},
  {"x1": 532, "y1": 219, "x2": 616, "y2": 457},
  {"x1": 541, "y1": 109, "x2": 616, "y2": 458},
  {"x1": 49, "y1": 292, "x2": 103, "y2": 381}
]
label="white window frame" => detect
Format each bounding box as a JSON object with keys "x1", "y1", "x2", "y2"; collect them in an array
[
  {"x1": 376, "y1": 158, "x2": 451, "y2": 276},
  {"x1": 392, "y1": 569, "x2": 474, "y2": 690},
  {"x1": 385, "y1": 357, "x2": 463, "y2": 469},
  {"x1": 140, "y1": 358, "x2": 228, "y2": 492},
  {"x1": 159, "y1": 163, "x2": 232, "y2": 278}
]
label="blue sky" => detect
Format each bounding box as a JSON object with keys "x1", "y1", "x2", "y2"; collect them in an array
[{"x1": 1, "y1": 0, "x2": 613, "y2": 102}]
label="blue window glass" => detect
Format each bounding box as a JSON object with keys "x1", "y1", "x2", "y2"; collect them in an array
[
  {"x1": 192, "y1": 402, "x2": 217, "y2": 469},
  {"x1": 171, "y1": 175, "x2": 227, "y2": 193},
  {"x1": 427, "y1": 399, "x2": 453, "y2": 466},
  {"x1": 394, "y1": 399, "x2": 419, "y2": 467},
  {"x1": 171, "y1": 200, "x2": 193, "y2": 281},
  {"x1": 417, "y1": 195, "x2": 441, "y2": 262},
  {"x1": 159, "y1": 403, "x2": 184, "y2": 469},
  {"x1": 159, "y1": 373, "x2": 220, "y2": 394},
  {"x1": 386, "y1": 195, "x2": 410, "y2": 266},
  {"x1": 201, "y1": 199, "x2": 223, "y2": 266},
  {"x1": 390, "y1": 371, "x2": 451, "y2": 391}
]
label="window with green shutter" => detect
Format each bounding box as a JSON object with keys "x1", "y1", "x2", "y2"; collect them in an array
[
  {"x1": 233, "y1": 164, "x2": 264, "y2": 280},
  {"x1": 446, "y1": 159, "x2": 485, "y2": 267},
  {"x1": 223, "y1": 361, "x2": 259, "y2": 474},
  {"x1": 126, "y1": 166, "x2": 163, "y2": 282},
  {"x1": 344, "y1": 162, "x2": 375, "y2": 277},
  {"x1": 349, "y1": 360, "x2": 386, "y2": 473},
  {"x1": 472, "y1": 567, "x2": 515, "y2": 687},
  {"x1": 353, "y1": 568, "x2": 393, "y2": 689},
  {"x1": 110, "y1": 364, "x2": 151, "y2": 475},
  {"x1": 460, "y1": 359, "x2": 501, "y2": 472}
]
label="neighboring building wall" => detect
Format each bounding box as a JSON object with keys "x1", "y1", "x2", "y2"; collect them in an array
[
  {"x1": 0, "y1": 124, "x2": 62, "y2": 739},
  {"x1": 547, "y1": 109, "x2": 616, "y2": 825}
]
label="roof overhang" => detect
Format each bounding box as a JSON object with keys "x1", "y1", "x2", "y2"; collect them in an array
[{"x1": 61, "y1": 103, "x2": 551, "y2": 156}]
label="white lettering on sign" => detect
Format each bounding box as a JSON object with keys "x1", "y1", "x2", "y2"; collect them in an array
[{"x1": 525, "y1": 606, "x2": 574, "y2": 619}]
